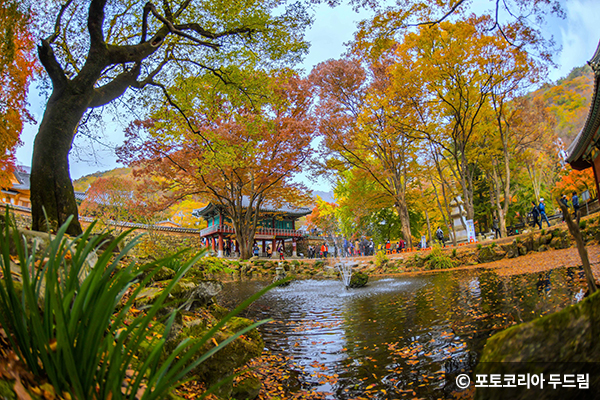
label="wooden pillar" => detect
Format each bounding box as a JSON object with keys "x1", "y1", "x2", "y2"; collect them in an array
[
  {"x1": 262, "y1": 240, "x2": 266, "y2": 256},
  {"x1": 272, "y1": 238, "x2": 277, "y2": 259},
  {"x1": 292, "y1": 237, "x2": 297, "y2": 258},
  {"x1": 218, "y1": 233, "x2": 224, "y2": 258}
]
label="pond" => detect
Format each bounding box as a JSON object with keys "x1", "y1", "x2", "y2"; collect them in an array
[{"x1": 218, "y1": 267, "x2": 586, "y2": 399}]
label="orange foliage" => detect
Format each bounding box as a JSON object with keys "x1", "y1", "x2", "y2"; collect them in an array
[
  {"x1": 0, "y1": 1, "x2": 38, "y2": 185},
  {"x1": 553, "y1": 168, "x2": 596, "y2": 200}
]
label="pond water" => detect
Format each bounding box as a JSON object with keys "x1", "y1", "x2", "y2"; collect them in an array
[{"x1": 218, "y1": 267, "x2": 586, "y2": 399}]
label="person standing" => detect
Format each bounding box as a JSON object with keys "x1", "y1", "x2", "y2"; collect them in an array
[
  {"x1": 278, "y1": 242, "x2": 285, "y2": 260},
  {"x1": 572, "y1": 191, "x2": 581, "y2": 224},
  {"x1": 492, "y1": 217, "x2": 501, "y2": 239},
  {"x1": 530, "y1": 201, "x2": 541, "y2": 229},
  {"x1": 560, "y1": 194, "x2": 569, "y2": 222},
  {"x1": 539, "y1": 198, "x2": 551, "y2": 227},
  {"x1": 436, "y1": 227, "x2": 445, "y2": 247}
]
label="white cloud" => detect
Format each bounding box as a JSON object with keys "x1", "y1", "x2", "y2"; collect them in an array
[{"x1": 552, "y1": 0, "x2": 600, "y2": 80}]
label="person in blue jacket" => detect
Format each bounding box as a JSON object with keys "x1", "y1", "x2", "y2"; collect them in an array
[{"x1": 539, "y1": 198, "x2": 551, "y2": 227}]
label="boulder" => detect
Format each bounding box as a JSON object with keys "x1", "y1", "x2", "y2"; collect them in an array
[
  {"x1": 477, "y1": 246, "x2": 505, "y2": 263},
  {"x1": 349, "y1": 272, "x2": 369, "y2": 288},
  {"x1": 181, "y1": 280, "x2": 223, "y2": 310},
  {"x1": 475, "y1": 290, "x2": 600, "y2": 400},
  {"x1": 154, "y1": 266, "x2": 175, "y2": 281},
  {"x1": 549, "y1": 236, "x2": 562, "y2": 250},
  {"x1": 232, "y1": 376, "x2": 261, "y2": 400},
  {"x1": 135, "y1": 287, "x2": 163, "y2": 307},
  {"x1": 166, "y1": 316, "x2": 264, "y2": 399}
]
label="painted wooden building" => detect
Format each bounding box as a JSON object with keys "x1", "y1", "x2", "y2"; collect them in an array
[
  {"x1": 1, "y1": 166, "x2": 31, "y2": 209},
  {"x1": 193, "y1": 199, "x2": 311, "y2": 258},
  {"x1": 567, "y1": 41, "x2": 600, "y2": 198}
]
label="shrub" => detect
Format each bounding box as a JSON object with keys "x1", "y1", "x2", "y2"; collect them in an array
[
  {"x1": 580, "y1": 220, "x2": 588, "y2": 230},
  {"x1": 477, "y1": 243, "x2": 482, "y2": 250},
  {"x1": 0, "y1": 214, "x2": 272, "y2": 400},
  {"x1": 452, "y1": 248, "x2": 457, "y2": 258},
  {"x1": 314, "y1": 260, "x2": 324, "y2": 268},
  {"x1": 375, "y1": 251, "x2": 389, "y2": 268},
  {"x1": 424, "y1": 247, "x2": 456, "y2": 270}
]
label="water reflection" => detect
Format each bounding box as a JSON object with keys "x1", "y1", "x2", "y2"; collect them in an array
[{"x1": 218, "y1": 267, "x2": 585, "y2": 399}]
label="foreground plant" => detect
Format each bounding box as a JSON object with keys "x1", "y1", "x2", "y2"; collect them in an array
[{"x1": 0, "y1": 214, "x2": 273, "y2": 399}]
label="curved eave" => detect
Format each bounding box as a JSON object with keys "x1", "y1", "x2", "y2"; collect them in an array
[
  {"x1": 567, "y1": 40, "x2": 600, "y2": 169},
  {"x1": 193, "y1": 202, "x2": 311, "y2": 219},
  {"x1": 192, "y1": 203, "x2": 218, "y2": 218}
]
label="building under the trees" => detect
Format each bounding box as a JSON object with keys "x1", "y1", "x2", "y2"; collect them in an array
[
  {"x1": 193, "y1": 200, "x2": 311, "y2": 258},
  {"x1": 567, "y1": 41, "x2": 600, "y2": 198}
]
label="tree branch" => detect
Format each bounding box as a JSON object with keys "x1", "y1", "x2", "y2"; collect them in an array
[
  {"x1": 89, "y1": 63, "x2": 141, "y2": 108},
  {"x1": 38, "y1": 40, "x2": 68, "y2": 89},
  {"x1": 88, "y1": 0, "x2": 108, "y2": 47},
  {"x1": 46, "y1": 0, "x2": 74, "y2": 43}
]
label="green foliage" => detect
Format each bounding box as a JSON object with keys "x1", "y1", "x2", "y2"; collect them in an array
[
  {"x1": 314, "y1": 260, "x2": 324, "y2": 268},
  {"x1": 375, "y1": 251, "x2": 389, "y2": 268},
  {"x1": 0, "y1": 214, "x2": 271, "y2": 399},
  {"x1": 490, "y1": 242, "x2": 497, "y2": 248},
  {"x1": 477, "y1": 243, "x2": 482, "y2": 250},
  {"x1": 195, "y1": 257, "x2": 234, "y2": 275},
  {"x1": 580, "y1": 220, "x2": 587, "y2": 230},
  {"x1": 452, "y1": 248, "x2": 458, "y2": 258},
  {"x1": 424, "y1": 247, "x2": 456, "y2": 270}
]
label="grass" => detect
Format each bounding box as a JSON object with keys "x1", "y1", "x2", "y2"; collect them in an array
[{"x1": 0, "y1": 213, "x2": 274, "y2": 399}]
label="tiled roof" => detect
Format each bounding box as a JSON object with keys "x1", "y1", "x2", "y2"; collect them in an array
[
  {"x1": 12, "y1": 166, "x2": 31, "y2": 190},
  {"x1": 567, "y1": 41, "x2": 600, "y2": 170},
  {"x1": 193, "y1": 198, "x2": 311, "y2": 218}
]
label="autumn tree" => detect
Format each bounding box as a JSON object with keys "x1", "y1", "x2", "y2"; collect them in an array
[
  {"x1": 118, "y1": 71, "x2": 314, "y2": 259},
  {"x1": 79, "y1": 175, "x2": 153, "y2": 230},
  {"x1": 306, "y1": 196, "x2": 340, "y2": 236},
  {"x1": 0, "y1": 0, "x2": 38, "y2": 185},
  {"x1": 310, "y1": 58, "x2": 420, "y2": 247},
  {"x1": 28, "y1": 0, "x2": 312, "y2": 235}
]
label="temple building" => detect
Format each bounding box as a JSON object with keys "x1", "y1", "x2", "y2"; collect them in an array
[
  {"x1": 567, "y1": 41, "x2": 600, "y2": 198},
  {"x1": 193, "y1": 199, "x2": 311, "y2": 258},
  {"x1": 1, "y1": 166, "x2": 31, "y2": 209}
]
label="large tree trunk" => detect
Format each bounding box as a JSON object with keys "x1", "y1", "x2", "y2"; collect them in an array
[
  {"x1": 395, "y1": 202, "x2": 412, "y2": 249},
  {"x1": 31, "y1": 90, "x2": 90, "y2": 236}
]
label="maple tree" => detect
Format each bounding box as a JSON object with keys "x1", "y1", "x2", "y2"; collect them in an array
[
  {"x1": 310, "y1": 58, "x2": 420, "y2": 247},
  {"x1": 79, "y1": 175, "x2": 154, "y2": 230},
  {"x1": 553, "y1": 168, "x2": 596, "y2": 201},
  {"x1": 0, "y1": 0, "x2": 38, "y2": 186},
  {"x1": 118, "y1": 71, "x2": 314, "y2": 259},
  {"x1": 28, "y1": 0, "x2": 312, "y2": 235}
]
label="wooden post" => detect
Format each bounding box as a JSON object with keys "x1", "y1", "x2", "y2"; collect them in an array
[
  {"x1": 218, "y1": 233, "x2": 224, "y2": 258},
  {"x1": 292, "y1": 237, "x2": 297, "y2": 257},
  {"x1": 557, "y1": 198, "x2": 597, "y2": 294}
]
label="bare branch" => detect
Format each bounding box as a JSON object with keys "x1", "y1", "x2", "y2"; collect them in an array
[
  {"x1": 411, "y1": 0, "x2": 468, "y2": 27},
  {"x1": 145, "y1": 2, "x2": 220, "y2": 49},
  {"x1": 46, "y1": 0, "x2": 74, "y2": 43}
]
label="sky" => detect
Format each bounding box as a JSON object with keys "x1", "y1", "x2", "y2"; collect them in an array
[{"x1": 14, "y1": 0, "x2": 600, "y2": 192}]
